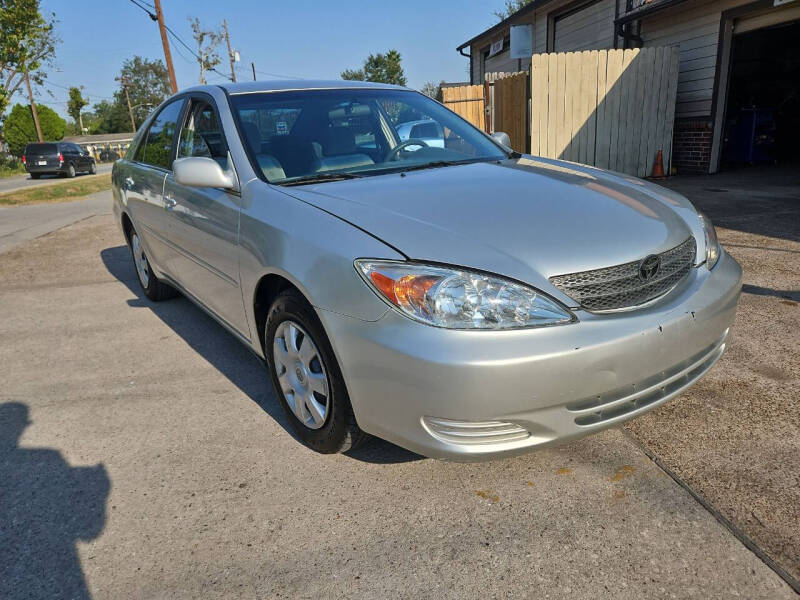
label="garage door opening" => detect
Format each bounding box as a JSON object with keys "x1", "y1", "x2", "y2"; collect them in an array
[{"x1": 721, "y1": 18, "x2": 800, "y2": 169}]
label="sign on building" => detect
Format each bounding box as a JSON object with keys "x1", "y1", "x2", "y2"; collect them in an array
[{"x1": 510, "y1": 25, "x2": 533, "y2": 58}]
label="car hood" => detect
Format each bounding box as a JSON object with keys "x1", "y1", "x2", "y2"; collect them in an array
[{"x1": 278, "y1": 156, "x2": 703, "y2": 304}]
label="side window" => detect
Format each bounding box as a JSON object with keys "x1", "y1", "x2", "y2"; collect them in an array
[
  {"x1": 138, "y1": 100, "x2": 184, "y2": 169},
  {"x1": 177, "y1": 99, "x2": 228, "y2": 166}
]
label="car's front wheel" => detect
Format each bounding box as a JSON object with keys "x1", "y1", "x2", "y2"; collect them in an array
[
  {"x1": 265, "y1": 289, "x2": 368, "y2": 453},
  {"x1": 128, "y1": 227, "x2": 178, "y2": 301},
  {"x1": 89, "y1": 162, "x2": 96, "y2": 174}
]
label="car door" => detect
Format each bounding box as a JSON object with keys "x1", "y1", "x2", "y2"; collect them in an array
[
  {"x1": 162, "y1": 95, "x2": 249, "y2": 337},
  {"x1": 75, "y1": 144, "x2": 90, "y2": 170},
  {"x1": 122, "y1": 98, "x2": 185, "y2": 276}
]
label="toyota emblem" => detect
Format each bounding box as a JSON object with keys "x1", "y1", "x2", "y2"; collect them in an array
[{"x1": 638, "y1": 255, "x2": 661, "y2": 281}]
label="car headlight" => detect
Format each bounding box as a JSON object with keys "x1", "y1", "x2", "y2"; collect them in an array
[
  {"x1": 698, "y1": 212, "x2": 720, "y2": 269},
  {"x1": 355, "y1": 260, "x2": 575, "y2": 330}
]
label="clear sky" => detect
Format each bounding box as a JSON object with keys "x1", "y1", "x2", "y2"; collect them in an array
[{"x1": 35, "y1": 0, "x2": 506, "y2": 119}]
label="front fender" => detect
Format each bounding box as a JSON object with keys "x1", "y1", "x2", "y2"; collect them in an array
[{"x1": 238, "y1": 181, "x2": 400, "y2": 345}]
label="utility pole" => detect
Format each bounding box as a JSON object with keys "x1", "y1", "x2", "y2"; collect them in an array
[
  {"x1": 153, "y1": 0, "x2": 178, "y2": 93},
  {"x1": 223, "y1": 19, "x2": 237, "y2": 83},
  {"x1": 23, "y1": 71, "x2": 43, "y2": 142},
  {"x1": 116, "y1": 76, "x2": 137, "y2": 132},
  {"x1": 251, "y1": 62, "x2": 256, "y2": 81}
]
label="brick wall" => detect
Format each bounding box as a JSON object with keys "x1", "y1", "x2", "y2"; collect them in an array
[{"x1": 671, "y1": 118, "x2": 712, "y2": 174}]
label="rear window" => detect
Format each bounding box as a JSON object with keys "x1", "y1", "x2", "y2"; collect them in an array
[
  {"x1": 410, "y1": 123, "x2": 441, "y2": 139},
  {"x1": 24, "y1": 143, "x2": 58, "y2": 155}
]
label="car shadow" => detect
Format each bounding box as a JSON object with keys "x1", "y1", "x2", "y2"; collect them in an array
[
  {"x1": 99, "y1": 245, "x2": 423, "y2": 464},
  {"x1": 0, "y1": 402, "x2": 110, "y2": 600}
]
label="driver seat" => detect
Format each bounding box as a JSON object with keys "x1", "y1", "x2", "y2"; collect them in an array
[{"x1": 316, "y1": 128, "x2": 373, "y2": 172}]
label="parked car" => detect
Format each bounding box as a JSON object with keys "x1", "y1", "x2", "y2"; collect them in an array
[
  {"x1": 112, "y1": 80, "x2": 742, "y2": 461},
  {"x1": 22, "y1": 142, "x2": 96, "y2": 179},
  {"x1": 395, "y1": 119, "x2": 445, "y2": 148}
]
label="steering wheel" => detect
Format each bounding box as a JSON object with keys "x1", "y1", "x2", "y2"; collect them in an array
[{"x1": 385, "y1": 138, "x2": 429, "y2": 161}]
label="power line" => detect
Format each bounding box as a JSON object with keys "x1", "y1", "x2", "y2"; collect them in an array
[
  {"x1": 128, "y1": 0, "x2": 157, "y2": 20},
  {"x1": 164, "y1": 26, "x2": 234, "y2": 82},
  {"x1": 41, "y1": 80, "x2": 115, "y2": 101},
  {"x1": 235, "y1": 65, "x2": 301, "y2": 80}
]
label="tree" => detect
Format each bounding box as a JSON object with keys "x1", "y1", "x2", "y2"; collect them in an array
[
  {"x1": 0, "y1": 1, "x2": 58, "y2": 123},
  {"x1": 66, "y1": 86, "x2": 87, "y2": 132},
  {"x1": 494, "y1": 0, "x2": 534, "y2": 21},
  {"x1": 420, "y1": 80, "x2": 445, "y2": 101},
  {"x1": 3, "y1": 102, "x2": 65, "y2": 155},
  {"x1": 88, "y1": 99, "x2": 128, "y2": 134},
  {"x1": 341, "y1": 50, "x2": 407, "y2": 86},
  {"x1": 189, "y1": 17, "x2": 223, "y2": 85}
]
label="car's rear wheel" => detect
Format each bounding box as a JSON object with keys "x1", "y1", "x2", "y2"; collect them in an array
[
  {"x1": 30, "y1": 173, "x2": 41, "y2": 179},
  {"x1": 128, "y1": 227, "x2": 178, "y2": 302},
  {"x1": 65, "y1": 164, "x2": 76, "y2": 178},
  {"x1": 265, "y1": 289, "x2": 368, "y2": 453}
]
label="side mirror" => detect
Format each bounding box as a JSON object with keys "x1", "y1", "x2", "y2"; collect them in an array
[
  {"x1": 173, "y1": 156, "x2": 237, "y2": 190},
  {"x1": 491, "y1": 131, "x2": 512, "y2": 150}
]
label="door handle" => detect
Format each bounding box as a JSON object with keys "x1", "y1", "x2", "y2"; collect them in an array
[
  {"x1": 124, "y1": 176, "x2": 134, "y2": 189},
  {"x1": 164, "y1": 196, "x2": 177, "y2": 210}
]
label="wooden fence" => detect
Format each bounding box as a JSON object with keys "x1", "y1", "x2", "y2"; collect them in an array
[
  {"x1": 441, "y1": 84, "x2": 485, "y2": 132},
  {"x1": 530, "y1": 47, "x2": 680, "y2": 177},
  {"x1": 493, "y1": 72, "x2": 529, "y2": 153}
]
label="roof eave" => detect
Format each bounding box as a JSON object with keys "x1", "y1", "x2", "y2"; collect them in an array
[{"x1": 456, "y1": 0, "x2": 551, "y2": 52}]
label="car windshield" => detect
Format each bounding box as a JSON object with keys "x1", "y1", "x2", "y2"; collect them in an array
[{"x1": 229, "y1": 88, "x2": 507, "y2": 184}]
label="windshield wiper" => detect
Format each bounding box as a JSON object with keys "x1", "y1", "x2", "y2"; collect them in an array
[
  {"x1": 279, "y1": 172, "x2": 363, "y2": 186},
  {"x1": 399, "y1": 160, "x2": 462, "y2": 173}
]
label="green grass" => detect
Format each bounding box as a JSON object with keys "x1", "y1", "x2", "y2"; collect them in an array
[
  {"x1": 0, "y1": 163, "x2": 27, "y2": 178},
  {"x1": 0, "y1": 174, "x2": 112, "y2": 206}
]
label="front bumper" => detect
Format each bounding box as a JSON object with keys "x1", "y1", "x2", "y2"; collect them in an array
[{"x1": 319, "y1": 251, "x2": 742, "y2": 461}]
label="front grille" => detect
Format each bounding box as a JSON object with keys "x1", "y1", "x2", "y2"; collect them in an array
[{"x1": 549, "y1": 237, "x2": 696, "y2": 311}]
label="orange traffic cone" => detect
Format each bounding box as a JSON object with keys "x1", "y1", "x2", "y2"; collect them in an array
[{"x1": 650, "y1": 149, "x2": 666, "y2": 180}]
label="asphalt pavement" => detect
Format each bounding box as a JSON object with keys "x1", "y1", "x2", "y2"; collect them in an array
[
  {"x1": 0, "y1": 162, "x2": 113, "y2": 195},
  {"x1": 0, "y1": 202, "x2": 794, "y2": 598},
  {"x1": 0, "y1": 190, "x2": 112, "y2": 254}
]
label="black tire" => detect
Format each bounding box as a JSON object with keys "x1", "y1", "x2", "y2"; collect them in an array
[
  {"x1": 89, "y1": 162, "x2": 97, "y2": 174},
  {"x1": 127, "y1": 226, "x2": 178, "y2": 302},
  {"x1": 30, "y1": 173, "x2": 41, "y2": 179},
  {"x1": 265, "y1": 289, "x2": 368, "y2": 453},
  {"x1": 66, "y1": 164, "x2": 76, "y2": 178}
]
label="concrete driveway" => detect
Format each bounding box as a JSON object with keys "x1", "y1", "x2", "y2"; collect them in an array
[
  {"x1": 0, "y1": 162, "x2": 113, "y2": 195},
  {"x1": 0, "y1": 191, "x2": 795, "y2": 598}
]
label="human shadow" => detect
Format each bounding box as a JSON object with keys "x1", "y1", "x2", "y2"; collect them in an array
[
  {"x1": 99, "y1": 244, "x2": 422, "y2": 464},
  {"x1": 0, "y1": 403, "x2": 110, "y2": 600}
]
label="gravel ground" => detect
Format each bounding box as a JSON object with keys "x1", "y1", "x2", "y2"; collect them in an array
[{"x1": 624, "y1": 167, "x2": 800, "y2": 589}]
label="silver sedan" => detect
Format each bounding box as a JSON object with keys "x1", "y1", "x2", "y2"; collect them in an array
[{"x1": 111, "y1": 80, "x2": 742, "y2": 460}]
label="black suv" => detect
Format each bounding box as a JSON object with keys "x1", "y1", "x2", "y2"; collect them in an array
[{"x1": 22, "y1": 142, "x2": 96, "y2": 179}]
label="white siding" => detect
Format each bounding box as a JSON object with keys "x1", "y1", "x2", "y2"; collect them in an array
[
  {"x1": 554, "y1": 0, "x2": 616, "y2": 52},
  {"x1": 639, "y1": 0, "x2": 752, "y2": 118}
]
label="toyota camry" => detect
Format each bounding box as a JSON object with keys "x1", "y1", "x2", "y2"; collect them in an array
[{"x1": 111, "y1": 80, "x2": 742, "y2": 460}]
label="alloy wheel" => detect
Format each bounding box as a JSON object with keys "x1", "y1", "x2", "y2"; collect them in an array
[
  {"x1": 273, "y1": 320, "x2": 329, "y2": 429},
  {"x1": 131, "y1": 233, "x2": 150, "y2": 288}
]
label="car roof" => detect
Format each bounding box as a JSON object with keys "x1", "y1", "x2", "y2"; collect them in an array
[{"x1": 184, "y1": 80, "x2": 412, "y2": 95}]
